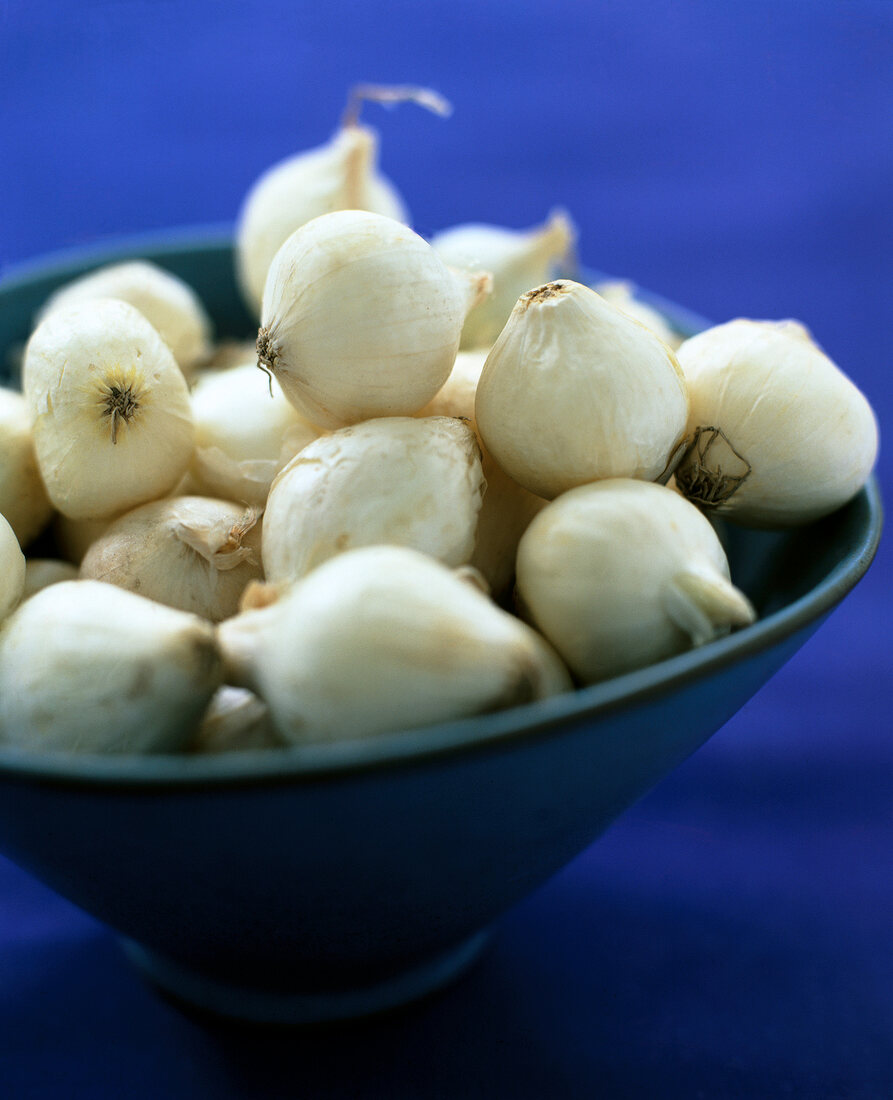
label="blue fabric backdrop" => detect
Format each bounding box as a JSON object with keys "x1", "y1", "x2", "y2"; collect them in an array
[{"x1": 1, "y1": 2, "x2": 891, "y2": 1096}]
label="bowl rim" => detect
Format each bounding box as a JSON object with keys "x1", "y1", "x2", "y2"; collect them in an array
[
  {"x1": 0, "y1": 224, "x2": 236, "y2": 290},
  {"x1": 0, "y1": 229, "x2": 883, "y2": 790}
]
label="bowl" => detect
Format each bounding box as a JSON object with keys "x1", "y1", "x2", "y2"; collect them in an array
[{"x1": 0, "y1": 230, "x2": 882, "y2": 1024}]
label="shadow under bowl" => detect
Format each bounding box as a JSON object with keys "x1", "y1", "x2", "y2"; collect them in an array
[{"x1": 0, "y1": 231, "x2": 882, "y2": 1023}]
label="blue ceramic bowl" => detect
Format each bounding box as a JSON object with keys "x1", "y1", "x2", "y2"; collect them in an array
[{"x1": 0, "y1": 231, "x2": 882, "y2": 1023}]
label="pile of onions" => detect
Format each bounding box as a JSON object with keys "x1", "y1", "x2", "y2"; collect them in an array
[{"x1": 0, "y1": 85, "x2": 877, "y2": 755}]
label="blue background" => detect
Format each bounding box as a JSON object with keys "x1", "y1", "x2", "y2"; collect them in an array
[{"x1": 1, "y1": 2, "x2": 891, "y2": 1096}]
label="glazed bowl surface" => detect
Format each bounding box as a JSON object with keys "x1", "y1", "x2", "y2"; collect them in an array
[{"x1": 0, "y1": 232, "x2": 881, "y2": 1022}]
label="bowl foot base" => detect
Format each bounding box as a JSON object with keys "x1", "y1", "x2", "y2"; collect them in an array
[{"x1": 120, "y1": 931, "x2": 491, "y2": 1024}]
